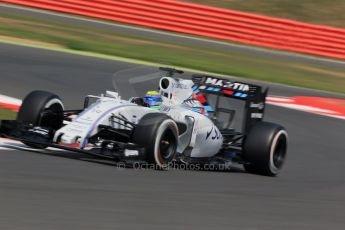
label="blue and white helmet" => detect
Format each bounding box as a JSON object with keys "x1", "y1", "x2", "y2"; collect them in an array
[{"x1": 144, "y1": 91, "x2": 162, "y2": 108}]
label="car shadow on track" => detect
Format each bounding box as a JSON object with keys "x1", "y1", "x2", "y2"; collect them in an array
[{"x1": 0, "y1": 142, "x2": 245, "y2": 174}]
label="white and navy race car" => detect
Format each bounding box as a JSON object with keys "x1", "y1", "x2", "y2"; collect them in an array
[{"x1": 0, "y1": 67, "x2": 288, "y2": 176}]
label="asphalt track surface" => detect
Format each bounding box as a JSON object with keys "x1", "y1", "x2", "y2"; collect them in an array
[{"x1": 1, "y1": 43, "x2": 345, "y2": 230}]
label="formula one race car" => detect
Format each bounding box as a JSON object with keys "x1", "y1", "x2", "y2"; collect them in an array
[{"x1": 0, "y1": 67, "x2": 288, "y2": 176}]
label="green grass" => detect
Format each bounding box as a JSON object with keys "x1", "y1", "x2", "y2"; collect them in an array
[
  {"x1": 0, "y1": 12, "x2": 344, "y2": 96},
  {"x1": 182, "y1": 0, "x2": 345, "y2": 28},
  {"x1": 0, "y1": 108, "x2": 17, "y2": 120}
]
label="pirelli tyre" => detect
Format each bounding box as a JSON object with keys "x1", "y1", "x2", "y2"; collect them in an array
[
  {"x1": 243, "y1": 122, "x2": 288, "y2": 176},
  {"x1": 17, "y1": 90, "x2": 64, "y2": 149},
  {"x1": 132, "y1": 113, "x2": 178, "y2": 169}
]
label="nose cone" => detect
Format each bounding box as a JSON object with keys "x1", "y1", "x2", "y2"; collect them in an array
[
  {"x1": 60, "y1": 133, "x2": 78, "y2": 144},
  {"x1": 53, "y1": 124, "x2": 86, "y2": 148}
]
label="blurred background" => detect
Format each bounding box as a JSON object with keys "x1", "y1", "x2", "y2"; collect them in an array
[{"x1": 0, "y1": 1, "x2": 344, "y2": 230}]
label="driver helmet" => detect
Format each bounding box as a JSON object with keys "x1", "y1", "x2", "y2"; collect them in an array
[{"x1": 144, "y1": 91, "x2": 162, "y2": 109}]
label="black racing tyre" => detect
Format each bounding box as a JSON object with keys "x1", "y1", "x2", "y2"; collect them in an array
[
  {"x1": 132, "y1": 113, "x2": 178, "y2": 169},
  {"x1": 17, "y1": 90, "x2": 64, "y2": 149},
  {"x1": 243, "y1": 122, "x2": 288, "y2": 176}
]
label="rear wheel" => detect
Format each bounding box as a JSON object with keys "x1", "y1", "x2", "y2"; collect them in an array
[
  {"x1": 132, "y1": 113, "x2": 178, "y2": 169},
  {"x1": 17, "y1": 90, "x2": 64, "y2": 149},
  {"x1": 243, "y1": 122, "x2": 288, "y2": 176}
]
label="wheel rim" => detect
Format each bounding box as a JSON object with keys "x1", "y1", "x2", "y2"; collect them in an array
[
  {"x1": 272, "y1": 132, "x2": 288, "y2": 169},
  {"x1": 159, "y1": 128, "x2": 177, "y2": 161},
  {"x1": 40, "y1": 103, "x2": 63, "y2": 130}
]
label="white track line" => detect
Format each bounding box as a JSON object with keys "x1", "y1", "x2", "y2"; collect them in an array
[
  {"x1": 266, "y1": 96, "x2": 345, "y2": 120},
  {"x1": 0, "y1": 94, "x2": 22, "y2": 106}
]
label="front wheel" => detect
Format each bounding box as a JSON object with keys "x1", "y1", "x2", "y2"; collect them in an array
[
  {"x1": 132, "y1": 113, "x2": 178, "y2": 169},
  {"x1": 17, "y1": 90, "x2": 64, "y2": 149},
  {"x1": 243, "y1": 122, "x2": 288, "y2": 176}
]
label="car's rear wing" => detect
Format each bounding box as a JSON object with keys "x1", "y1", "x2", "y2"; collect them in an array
[{"x1": 191, "y1": 75, "x2": 268, "y2": 132}]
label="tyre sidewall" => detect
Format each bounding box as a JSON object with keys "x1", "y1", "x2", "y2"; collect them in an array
[
  {"x1": 17, "y1": 90, "x2": 64, "y2": 129},
  {"x1": 16, "y1": 91, "x2": 64, "y2": 149},
  {"x1": 268, "y1": 129, "x2": 288, "y2": 174},
  {"x1": 153, "y1": 119, "x2": 178, "y2": 168},
  {"x1": 132, "y1": 113, "x2": 178, "y2": 168},
  {"x1": 243, "y1": 122, "x2": 288, "y2": 176}
]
